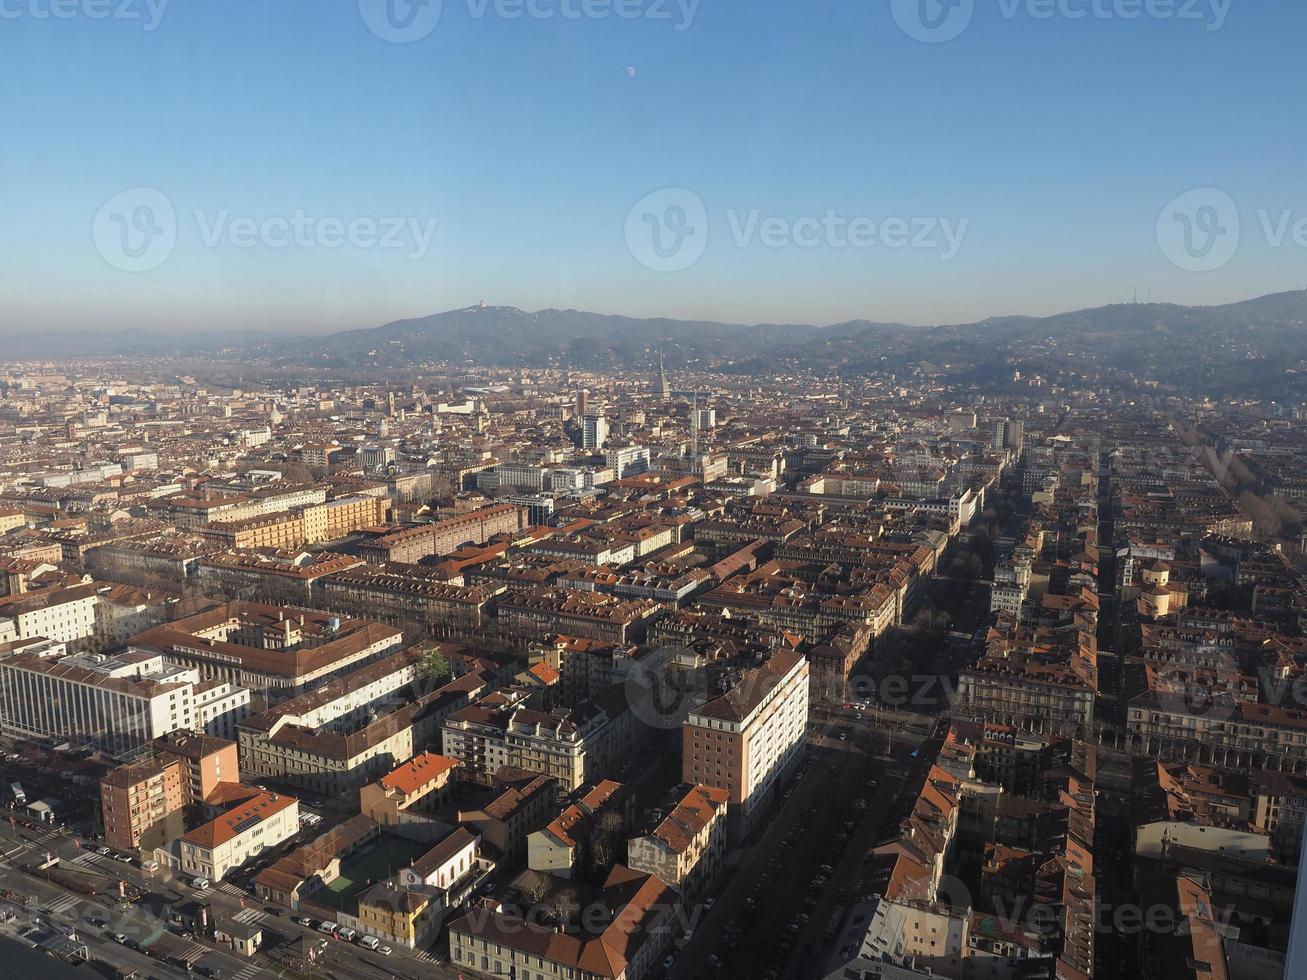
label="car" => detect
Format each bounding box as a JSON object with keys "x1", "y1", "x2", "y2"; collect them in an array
[
  {"x1": 124, "y1": 938, "x2": 141, "y2": 951},
  {"x1": 141, "y1": 860, "x2": 159, "y2": 873},
  {"x1": 296, "y1": 916, "x2": 315, "y2": 927},
  {"x1": 704, "y1": 897, "x2": 715, "y2": 909},
  {"x1": 662, "y1": 954, "x2": 676, "y2": 969},
  {"x1": 191, "y1": 876, "x2": 210, "y2": 890},
  {"x1": 195, "y1": 967, "x2": 221, "y2": 979},
  {"x1": 318, "y1": 921, "x2": 339, "y2": 935},
  {"x1": 110, "y1": 933, "x2": 128, "y2": 944},
  {"x1": 377, "y1": 944, "x2": 392, "y2": 956},
  {"x1": 355, "y1": 934, "x2": 379, "y2": 950},
  {"x1": 337, "y1": 927, "x2": 358, "y2": 942},
  {"x1": 708, "y1": 954, "x2": 722, "y2": 967},
  {"x1": 820, "y1": 864, "x2": 833, "y2": 873},
  {"x1": 96, "y1": 846, "x2": 111, "y2": 855}
]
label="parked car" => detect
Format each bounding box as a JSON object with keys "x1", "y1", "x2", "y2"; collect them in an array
[
  {"x1": 317, "y1": 921, "x2": 339, "y2": 935},
  {"x1": 190, "y1": 877, "x2": 210, "y2": 890},
  {"x1": 336, "y1": 927, "x2": 357, "y2": 942},
  {"x1": 355, "y1": 934, "x2": 379, "y2": 950}
]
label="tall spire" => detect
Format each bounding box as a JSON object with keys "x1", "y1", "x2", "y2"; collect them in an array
[{"x1": 657, "y1": 349, "x2": 671, "y2": 401}]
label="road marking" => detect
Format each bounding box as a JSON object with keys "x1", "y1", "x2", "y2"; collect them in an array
[
  {"x1": 232, "y1": 907, "x2": 270, "y2": 925},
  {"x1": 218, "y1": 882, "x2": 246, "y2": 897},
  {"x1": 45, "y1": 895, "x2": 81, "y2": 915},
  {"x1": 177, "y1": 940, "x2": 210, "y2": 961}
]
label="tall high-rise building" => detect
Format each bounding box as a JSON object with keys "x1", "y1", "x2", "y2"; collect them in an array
[
  {"x1": 682, "y1": 650, "x2": 808, "y2": 835},
  {"x1": 582, "y1": 412, "x2": 609, "y2": 450},
  {"x1": 576, "y1": 389, "x2": 590, "y2": 418}
]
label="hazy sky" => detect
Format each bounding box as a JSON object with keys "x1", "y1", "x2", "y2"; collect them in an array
[{"x1": 2, "y1": 0, "x2": 1305, "y2": 335}]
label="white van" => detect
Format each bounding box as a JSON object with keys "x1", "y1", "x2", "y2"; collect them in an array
[
  {"x1": 336, "y1": 927, "x2": 357, "y2": 942},
  {"x1": 191, "y1": 877, "x2": 210, "y2": 890},
  {"x1": 141, "y1": 860, "x2": 159, "y2": 873},
  {"x1": 317, "y1": 921, "x2": 339, "y2": 935},
  {"x1": 356, "y1": 935, "x2": 379, "y2": 950}
]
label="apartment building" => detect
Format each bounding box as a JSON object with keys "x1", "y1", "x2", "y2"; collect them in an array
[
  {"x1": 626, "y1": 783, "x2": 730, "y2": 895},
  {"x1": 179, "y1": 791, "x2": 300, "y2": 880},
  {"x1": 301, "y1": 494, "x2": 389, "y2": 544},
  {"x1": 447, "y1": 866, "x2": 676, "y2": 980},
  {"x1": 238, "y1": 667, "x2": 487, "y2": 795},
  {"x1": 457, "y1": 768, "x2": 557, "y2": 867},
  {"x1": 0, "y1": 582, "x2": 99, "y2": 651},
  {"x1": 0, "y1": 647, "x2": 249, "y2": 754},
  {"x1": 359, "y1": 752, "x2": 459, "y2": 827},
  {"x1": 319, "y1": 564, "x2": 504, "y2": 631},
  {"x1": 682, "y1": 649, "x2": 809, "y2": 834},
  {"x1": 358, "y1": 504, "x2": 526, "y2": 565},
  {"x1": 131, "y1": 601, "x2": 404, "y2": 704},
  {"x1": 100, "y1": 754, "x2": 187, "y2": 851},
  {"x1": 498, "y1": 588, "x2": 663, "y2": 644},
  {"x1": 442, "y1": 684, "x2": 637, "y2": 793},
  {"x1": 200, "y1": 511, "x2": 306, "y2": 551}
]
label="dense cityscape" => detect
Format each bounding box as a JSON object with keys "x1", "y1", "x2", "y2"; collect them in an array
[{"x1": 0, "y1": 340, "x2": 1303, "y2": 980}]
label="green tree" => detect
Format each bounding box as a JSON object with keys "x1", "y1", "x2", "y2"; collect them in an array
[{"x1": 417, "y1": 645, "x2": 451, "y2": 684}]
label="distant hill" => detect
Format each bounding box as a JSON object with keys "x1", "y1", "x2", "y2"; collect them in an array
[{"x1": 6, "y1": 291, "x2": 1307, "y2": 397}]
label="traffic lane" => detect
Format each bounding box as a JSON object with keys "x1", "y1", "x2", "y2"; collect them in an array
[
  {"x1": 686, "y1": 747, "x2": 881, "y2": 979},
  {"x1": 667, "y1": 751, "x2": 834, "y2": 979},
  {"x1": 785, "y1": 754, "x2": 911, "y2": 980}
]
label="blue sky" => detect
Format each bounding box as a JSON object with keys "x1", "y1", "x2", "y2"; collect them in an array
[{"x1": 2, "y1": 0, "x2": 1305, "y2": 334}]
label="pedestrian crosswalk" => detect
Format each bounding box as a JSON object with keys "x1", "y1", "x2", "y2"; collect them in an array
[
  {"x1": 0, "y1": 841, "x2": 30, "y2": 865},
  {"x1": 231, "y1": 966, "x2": 263, "y2": 980},
  {"x1": 217, "y1": 882, "x2": 246, "y2": 897},
  {"x1": 175, "y1": 940, "x2": 209, "y2": 962},
  {"x1": 72, "y1": 851, "x2": 119, "y2": 872},
  {"x1": 231, "y1": 907, "x2": 272, "y2": 926},
  {"x1": 412, "y1": 947, "x2": 438, "y2": 963},
  {"x1": 43, "y1": 894, "x2": 82, "y2": 916}
]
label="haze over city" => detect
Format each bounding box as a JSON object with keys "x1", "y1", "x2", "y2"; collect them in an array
[
  {"x1": 4, "y1": 1, "x2": 1307, "y2": 333},
  {"x1": 2, "y1": 5, "x2": 1307, "y2": 980}
]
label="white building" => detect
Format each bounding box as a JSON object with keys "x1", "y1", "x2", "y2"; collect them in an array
[
  {"x1": 180, "y1": 791, "x2": 299, "y2": 880},
  {"x1": 606, "y1": 446, "x2": 651, "y2": 479},
  {"x1": 0, "y1": 646, "x2": 249, "y2": 754},
  {"x1": 582, "y1": 413, "x2": 609, "y2": 450}
]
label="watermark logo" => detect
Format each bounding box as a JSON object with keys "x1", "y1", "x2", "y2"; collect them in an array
[
  {"x1": 1156, "y1": 187, "x2": 1239, "y2": 272},
  {"x1": 0, "y1": 0, "x2": 170, "y2": 30},
  {"x1": 93, "y1": 187, "x2": 177, "y2": 273},
  {"x1": 624, "y1": 187, "x2": 710, "y2": 273},
  {"x1": 893, "y1": 0, "x2": 1232, "y2": 43},
  {"x1": 891, "y1": 0, "x2": 974, "y2": 43},
  {"x1": 359, "y1": 0, "x2": 443, "y2": 43},
  {"x1": 361, "y1": 0, "x2": 699, "y2": 42},
  {"x1": 93, "y1": 189, "x2": 440, "y2": 271},
  {"x1": 625, "y1": 189, "x2": 970, "y2": 272}
]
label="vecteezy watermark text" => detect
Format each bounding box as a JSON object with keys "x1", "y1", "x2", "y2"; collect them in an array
[
  {"x1": 625, "y1": 187, "x2": 970, "y2": 272},
  {"x1": 1156, "y1": 187, "x2": 1307, "y2": 273},
  {"x1": 0, "y1": 0, "x2": 169, "y2": 30},
  {"x1": 891, "y1": 0, "x2": 1231, "y2": 44},
  {"x1": 358, "y1": 0, "x2": 698, "y2": 43},
  {"x1": 93, "y1": 188, "x2": 439, "y2": 272}
]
